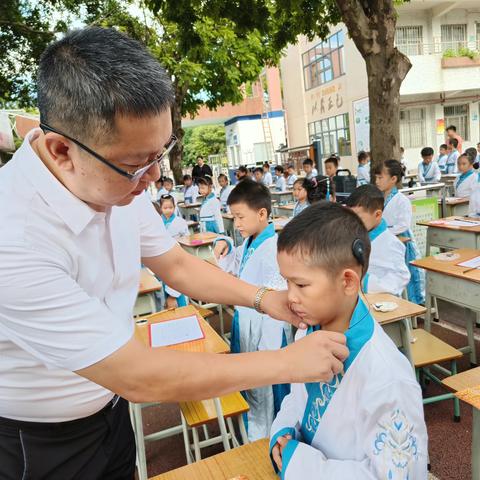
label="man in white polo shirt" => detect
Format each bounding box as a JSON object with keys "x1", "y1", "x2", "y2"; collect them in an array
[{"x1": 0, "y1": 27, "x2": 348, "y2": 479}]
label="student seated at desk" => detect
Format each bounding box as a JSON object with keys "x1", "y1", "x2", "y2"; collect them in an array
[
  {"x1": 270, "y1": 202, "x2": 427, "y2": 480},
  {"x1": 286, "y1": 165, "x2": 298, "y2": 187},
  {"x1": 274, "y1": 165, "x2": 287, "y2": 192},
  {"x1": 302, "y1": 158, "x2": 318, "y2": 180},
  {"x1": 213, "y1": 179, "x2": 292, "y2": 441},
  {"x1": 418, "y1": 146, "x2": 441, "y2": 184},
  {"x1": 356, "y1": 150, "x2": 370, "y2": 186},
  {"x1": 155, "y1": 176, "x2": 168, "y2": 200},
  {"x1": 292, "y1": 176, "x2": 332, "y2": 217},
  {"x1": 263, "y1": 162, "x2": 273, "y2": 186},
  {"x1": 253, "y1": 167, "x2": 264, "y2": 184},
  {"x1": 446, "y1": 138, "x2": 460, "y2": 174},
  {"x1": 182, "y1": 174, "x2": 199, "y2": 204},
  {"x1": 159, "y1": 195, "x2": 189, "y2": 307},
  {"x1": 324, "y1": 155, "x2": 339, "y2": 179},
  {"x1": 455, "y1": 153, "x2": 477, "y2": 198},
  {"x1": 376, "y1": 159, "x2": 425, "y2": 305},
  {"x1": 346, "y1": 184, "x2": 410, "y2": 296},
  {"x1": 437, "y1": 143, "x2": 448, "y2": 173},
  {"x1": 198, "y1": 176, "x2": 224, "y2": 234},
  {"x1": 218, "y1": 173, "x2": 234, "y2": 213}
]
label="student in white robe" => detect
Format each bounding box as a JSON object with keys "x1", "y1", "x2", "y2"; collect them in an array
[
  {"x1": 270, "y1": 202, "x2": 428, "y2": 480},
  {"x1": 218, "y1": 173, "x2": 234, "y2": 212},
  {"x1": 437, "y1": 143, "x2": 448, "y2": 173},
  {"x1": 292, "y1": 176, "x2": 333, "y2": 217},
  {"x1": 346, "y1": 184, "x2": 410, "y2": 296},
  {"x1": 454, "y1": 153, "x2": 477, "y2": 198},
  {"x1": 253, "y1": 167, "x2": 264, "y2": 184},
  {"x1": 159, "y1": 195, "x2": 189, "y2": 308},
  {"x1": 376, "y1": 160, "x2": 424, "y2": 305},
  {"x1": 356, "y1": 150, "x2": 370, "y2": 186},
  {"x1": 214, "y1": 180, "x2": 292, "y2": 441},
  {"x1": 155, "y1": 177, "x2": 168, "y2": 200},
  {"x1": 446, "y1": 138, "x2": 460, "y2": 174},
  {"x1": 274, "y1": 165, "x2": 287, "y2": 192},
  {"x1": 286, "y1": 165, "x2": 298, "y2": 187},
  {"x1": 182, "y1": 174, "x2": 199, "y2": 204},
  {"x1": 302, "y1": 158, "x2": 318, "y2": 180},
  {"x1": 162, "y1": 177, "x2": 181, "y2": 216},
  {"x1": 197, "y1": 176, "x2": 224, "y2": 234},
  {"x1": 262, "y1": 163, "x2": 273, "y2": 186},
  {"x1": 418, "y1": 147, "x2": 441, "y2": 183}
]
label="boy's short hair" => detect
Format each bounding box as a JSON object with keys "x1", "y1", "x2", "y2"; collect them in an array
[
  {"x1": 274, "y1": 165, "x2": 284, "y2": 174},
  {"x1": 449, "y1": 138, "x2": 459, "y2": 149},
  {"x1": 183, "y1": 174, "x2": 192, "y2": 181},
  {"x1": 253, "y1": 167, "x2": 263, "y2": 174},
  {"x1": 357, "y1": 151, "x2": 369, "y2": 162},
  {"x1": 440, "y1": 144, "x2": 448, "y2": 150},
  {"x1": 303, "y1": 158, "x2": 313, "y2": 166},
  {"x1": 197, "y1": 175, "x2": 213, "y2": 187},
  {"x1": 218, "y1": 173, "x2": 228, "y2": 181},
  {"x1": 446, "y1": 125, "x2": 457, "y2": 132},
  {"x1": 227, "y1": 178, "x2": 272, "y2": 216},
  {"x1": 278, "y1": 202, "x2": 370, "y2": 277},
  {"x1": 324, "y1": 156, "x2": 339, "y2": 167},
  {"x1": 421, "y1": 147, "x2": 434, "y2": 157},
  {"x1": 345, "y1": 184, "x2": 385, "y2": 212},
  {"x1": 163, "y1": 177, "x2": 173, "y2": 185}
]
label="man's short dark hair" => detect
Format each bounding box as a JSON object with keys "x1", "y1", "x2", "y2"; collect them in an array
[
  {"x1": 197, "y1": 155, "x2": 204, "y2": 160},
  {"x1": 37, "y1": 27, "x2": 174, "y2": 144},
  {"x1": 446, "y1": 125, "x2": 457, "y2": 132},
  {"x1": 227, "y1": 179, "x2": 272, "y2": 216},
  {"x1": 449, "y1": 138, "x2": 459, "y2": 149},
  {"x1": 345, "y1": 184, "x2": 385, "y2": 212},
  {"x1": 421, "y1": 147, "x2": 434, "y2": 157},
  {"x1": 278, "y1": 202, "x2": 370, "y2": 277}
]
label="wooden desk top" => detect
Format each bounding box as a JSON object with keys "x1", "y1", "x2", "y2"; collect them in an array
[
  {"x1": 270, "y1": 190, "x2": 293, "y2": 196},
  {"x1": 411, "y1": 248, "x2": 480, "y2": 284},
  {"x1": 364, "y1": 293, "x2": 426, "y2": 325},
  {"x1": 273, "y1": 217, "x2": 291, "y2": 232},
  {"x1": 276, "y1": 203, "x2": 295, "y2": 210},
  {"x1": 443, "y1": 366, "x2": 480, "y2": 392},
  {"x1": 178, "y1": 202, "x2": 202, "y2": 209},
  {"x1": 177, "y1": 232, "x2": 219, "y2": 247},
  {"x1": 135, "y1": 305, "x2": 229, "y2": 353},
  {"x1": 444, "y1": 197, "x2": 469, "y2": 205},
  {"x1": 417, "y1": 216, "x2": 480, "y2": 232},
  {"x1": 139, "y1": 268, "x2": 162, "y2": 295},
  {"x1": 151, "y1": 439, "x2": 276, "y2": 480}
]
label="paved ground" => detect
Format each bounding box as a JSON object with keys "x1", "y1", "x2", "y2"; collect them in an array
[{"x1": 140, "y1": 301, "x2": 475, "y2": 479}]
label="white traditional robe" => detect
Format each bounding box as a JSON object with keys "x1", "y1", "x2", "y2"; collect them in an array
[
  {"x1": 437, "y1": 154, "x2": 448, "y2": 173},
  {"x1": 446, "y1": 150, "x2": 459, "y2": 174},
  {"x1": 270, "y1": 298, "x2": 428, "y2": 480},
  {"x1": 275, "y1": 176, "x2": 287, "y2": 192},
  {"x1": 364, "y1": 219, "x2": 410, "y2": 296},
  {"x1": 287, "y1": 174, "x2": 298, "y2": 187},
  {"x1": 417, "y1": 161, "x2": 441, "y2": 183},
  {"x1": 263, "y1": 171, "x2": 273, "y2": 186},
  {"x1": 305, "y1": 168, "x2": 318, "y2": 180},
  {"x1": 199, "y1": 193, "x2": 224, "y2": 233},
  {"x1": 454, "y1": 169, "x2": 477, "y2": 198},
  {"x1": 357, "y1": 163, "x2": 370, "y2": 186},
  {"x1": 218, "y1": 185, "x2": 235, "y2": 212},
  {"x1": 182, "y1": 184, "x2": 199, "y2": 204},
  {"x1": 216, "y1": 224, "x2": 292, "y2": 441}
]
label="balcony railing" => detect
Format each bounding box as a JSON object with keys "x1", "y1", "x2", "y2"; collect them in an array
[{"x1": 396, "y1": 40, "x2": 480, "y2": 57}]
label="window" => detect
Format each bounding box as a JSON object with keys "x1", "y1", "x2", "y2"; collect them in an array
[
  {"x1": 395, "y1": 26, "x2": 423, "y2": 56},
  {"x1": 400, "y1": 108, "x2": 426, "y2": 148},
  {"x1": 441, "y1": 24, "x2": 467, "y2": 52},
  {"x1": 302, "y1": 30, "x2": 345, "y2": 91},
  {"x1": 308, "y1": 113, "x2": 351, "y2": 156},
  {"x1": 444, "y1": 104, "x2": 469, "y2": 141}
]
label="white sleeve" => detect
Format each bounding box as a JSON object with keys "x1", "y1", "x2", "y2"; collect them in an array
[
  {"x1": 281, "y1": 382, "x2": 428, "y2": 480},
  {"x1": 417, "y1": 163, "x2": 425, "y2": 183},
  {"x1": 215, "y1": 201, "x2": 225, "y2": 233},
  {"x1": 215, "y1": 236, "x2": 242, "y2": 275},
  {"x1": 389, "y1": 197, "x2": 412, "y2": 236},
  {"x1": 192, "y1": 186, "x2": 199, "y2": 203},
  {"x1": 434, "y1": 163, "x2": 441, "y2": 182},
  {"x1": 0, "y1": 245, "x2": 133, "y2": 372},
  {"x1": 137, "y1": 193, "x2": 176, "y2": 258},
  {"x1": 470, "y1": 187, "x2": 480, "y2": 216}
]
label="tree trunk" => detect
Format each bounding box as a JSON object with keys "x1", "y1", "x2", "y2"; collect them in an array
[
  {"x1": 365, "y1": 49, "x2": 411, "y2": 175},
  {"x1": 169, "y1": 83, "x2": 186, "y2": 184}
]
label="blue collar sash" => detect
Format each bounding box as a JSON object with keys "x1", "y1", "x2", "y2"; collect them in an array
[
  {"x1": 369, "y1": 218, "x2": 387, "y2": 243},
  {"x1": 384, "y1": 187, "x2": 398, "y2": 207},
  {"x1": 456, "y1": 169, "x2": 474, "y2": 188},
  {"x1": 239, "y1": 223, "x2": 275, "y2": 275},
  {"x1": 162, "y1": 213, "x2": 176, "y2": 226}
]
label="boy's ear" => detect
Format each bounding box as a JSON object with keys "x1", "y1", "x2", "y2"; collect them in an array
[
  {"x1": 342, "y1": 268, "x2": 361, "y2": 295},
  {"x1": 375, "y1": 209, "x2": 383, "y2": 221}
]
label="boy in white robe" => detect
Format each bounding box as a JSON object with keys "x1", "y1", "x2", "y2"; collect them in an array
[
  {"x1": 346, "y1": 185, "x2": 410, "y2": 296},
  {"x1": 214, "y1": 179, "x2": 292, "y2": 441},
  {"x1": 198, "y1": 176, "x2": 224, "y2": 234},
  {"x1": 270, "y1": 202, "x2": 428, "y2": 480},
  {"x1": 274, "y1": 165, "x2": 287, "y2": 192},
  {"x1": 454, "y1": 153, "x2": 477, "y2": 198},
  {"x1": 302, "y1": 158, "x2": 318, "y2": 180},
  {"x1": 182, "y1": 174, "x2": 199, "y2": 204},
  {"x1": 356, "y1": 151, "x2": 370, "y2": 186},
  {"x1": 218, "y1": 173, "x2": 234, "y2": 212},
  {"x1": 418, "y1": 147, "x2": 441, "y2": 184},
  {"x1": 263, "y1": 163, "x2": 273, "y2": 186}
]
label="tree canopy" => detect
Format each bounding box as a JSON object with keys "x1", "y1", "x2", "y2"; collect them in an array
[{"x1": 183, "y1": 124, "x2": 226, "y2": 166}]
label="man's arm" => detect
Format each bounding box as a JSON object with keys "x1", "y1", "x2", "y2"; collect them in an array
[
  {"x1": 77, "y1": 330, "x2": 348, "y2": 404},
  {"x1": 142, "y1": 245, "x2": 305, "y2": 328}
]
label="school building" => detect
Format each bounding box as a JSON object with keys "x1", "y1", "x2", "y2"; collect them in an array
[{"x1": 279, "y1": 0, "x2": 480, "y2": 173}]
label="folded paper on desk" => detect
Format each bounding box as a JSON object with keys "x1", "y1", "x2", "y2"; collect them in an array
[
  {"x1": 443, "y1": 220, "x2": 480, "y2": 227},
  {"x1": 149, "y1": 314, "x2": 205, "y2": 347},
  {"x1": 457, "y1": 256, "x2": 480, "y2": 270}
]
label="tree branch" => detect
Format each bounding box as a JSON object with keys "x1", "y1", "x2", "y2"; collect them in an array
[
  {"x1": 334, "y1": 0, "x2": 372, "y2": 55},
  {"x1": 0, "y1": 21, "x2": 55, "y2": 36}
]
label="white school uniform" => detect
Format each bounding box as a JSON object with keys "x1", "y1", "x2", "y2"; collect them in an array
[
  {"x1": 446, "y1": 150, "x2": 459, "y2": 174},
  {"x1": 263, "y1": 171, "x2": 273, "y2": 186},
  {"x1": 216, "y1": 224, "x2": 292, "y2": 440},
  {"x1": 417, "y1": 161, "x2": 441, "y2": 183},
  {"x1": 357, "y1": 163, "x2": 370, "y2": 186},
  {"x1": 199, "y1": 193, "x2": 224, "y2": 233},
  {"x1": 305, "y1": 168, "x2": 318, "y2": 180},
  {"x1": 293, "y1": 201, "x2": 309, "y2": 217},
  {"x1": 364, "y1": 219, "x2": 410, "y2": 296},
  {"x1": 219, "y1": 185, "x2": 234, "y2": 212},
  {"x1": 183, "y1": 184, "x2": 199, "y2": 204},
  {"x1": 155, "y1": 187, "x2": 169, "y2": 201},
  {"x1": 454, "y1": 170, "x2": 477, "y2": 198},
  {"x1": 468, "y1": 173, "x2": 480, "y2": 216},
  {"x1": 287, "y1": 174, "x2": 298, "y2": 187},
  {"x1": 437, "y1": 154, "x2": 448, "y2": 173},
  {"x1": 275, "y1": 175, "x2": 287, "y2": 192},
  {"x1": 270, "y1": 298, "x2": 428, "y2": 480}
]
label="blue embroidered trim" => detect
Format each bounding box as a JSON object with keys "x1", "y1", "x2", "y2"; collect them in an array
[
  {"x1": 368, "y1": 218, "x2": 387, "y2": 243},
  {"x1": 269, "y1": 427, "x2": 296, "y2": 474},
  {"x1": 280, "y1": 439, "x2": 299, "y2": 480},
  {"x1": 161, "y1": 213, "x2": 176, "y2": 226},
  {"x1": 456, "y1": 169, "x2": 474, "y2": 188}
]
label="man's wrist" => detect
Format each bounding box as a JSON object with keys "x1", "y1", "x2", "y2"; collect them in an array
[{"x1": 253, "y1": 286, "x2": 273, "y2": 314}]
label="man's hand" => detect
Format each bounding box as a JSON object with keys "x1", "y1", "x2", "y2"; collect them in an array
[
  {"x1": 283, "y1": 330, "x2": 348, "y2": 384},
  {"x1": 213, "y1": 240, "x2": 229, "y2": 260},
  {"x1": 272, "y1": 434, "x2": 292, "y2": 471},
  {"x1": 260, "y1": 289, "x2": 307, "y2": 329}
]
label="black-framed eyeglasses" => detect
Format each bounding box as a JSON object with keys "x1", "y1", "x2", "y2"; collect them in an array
[{"x1": 39, "y1": 122, "x2": 177, "y2": 182}]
